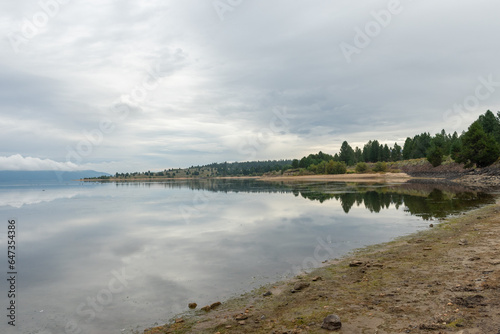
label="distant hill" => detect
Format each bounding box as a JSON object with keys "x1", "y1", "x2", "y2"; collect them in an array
[{"x1": 0, "y1": 170, "x2": 111, "y2": 183}]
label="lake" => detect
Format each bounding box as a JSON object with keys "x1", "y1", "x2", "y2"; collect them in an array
[{"x1": 0, "y1": 179, "x2": 496, "y2": 334}]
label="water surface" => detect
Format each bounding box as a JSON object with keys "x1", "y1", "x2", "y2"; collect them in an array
[{"x1": 0, "y1": 179, "x2": 495, "y2": 334}]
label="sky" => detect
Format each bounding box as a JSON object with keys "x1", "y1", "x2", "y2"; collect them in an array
[{"x1": 1, "y1": 0, "x2": 500, "y2": 173}]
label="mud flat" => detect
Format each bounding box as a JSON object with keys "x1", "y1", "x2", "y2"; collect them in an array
[{"x1": 144, "y1": 198, "x2": 500, "y2": 334}]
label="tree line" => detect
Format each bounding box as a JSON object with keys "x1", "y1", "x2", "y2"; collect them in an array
[{"x1": 291, "y1": 110, "x2": 500, "y2": 173}]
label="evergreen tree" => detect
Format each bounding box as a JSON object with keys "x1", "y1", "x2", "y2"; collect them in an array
[
  {"x1": 382, "y1": 144, "x2": 391, "y2": 162},
  {"x1": 478, "y1": 110, "x2": 500, "y2": 144},
  {"x1": 339, "y1": 141, "x2": 355, "y2": 166},
  {"x1": 402, "y1": 137, "x2": 413, "y2": 160},
  {"x1": 391, "y1": 143, "x2": 402, "y2": 161},
  {"x1": 362, "y1": 141, "x2": 372, "y2": 162},
  {"x1": 427, "y1": 145, "x2": 444, "y2": 167},
  {"x1": 456, "y1": 121, "x2": 500, "y2": 167},
  {"x1": 370, "y1": 140, "x2": 380, "y2": 162},
  {"x1": 354, "y1": 147, "x2": 363, "y2": 163}
]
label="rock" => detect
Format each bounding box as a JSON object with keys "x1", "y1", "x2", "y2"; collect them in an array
[
  {"x1": 312, "y1": 276, "x2": 323, "y2": 281},
  {"x1": 201, "y1": 305, "x2": 211, "y2": 312},
  {"x1": 210, "y1": 301, "x2": 221, "y2": 309},
  {"x1": 238, "y1": 320, "x2": 246, "y2": 325},
  {"x1": 293, "y1": 282, "x2": 310, "y2": 291},
  {"x1": 429, "y1": 224, "x2": 434, "y2": 227},
  {"x1": 321, "y1": 314, "x2": 342, "y2": 331},
  {"x1": 188, "y1": 303, "x2": 197, "y2": 309},
  {"x1": 349, "y1": 260, "x2": 363, "y2": 267},
  {"x1": 459, "y1": 239, "x2": 468, "y2": 246},
  {"x1": 234, "y1": 314, "x2": 248, "y2": 321},
  {"x1": 263, "y1": 291, "x2": 272, "y2": 296},
  {"x1": 175, "y1": 318, "x2": 184, "y2": 323}
]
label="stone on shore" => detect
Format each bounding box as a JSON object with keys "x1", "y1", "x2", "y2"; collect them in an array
[
  {"x1": 321, "y1": 314, "x2": 342, "y2": 331},
  {"x1": 293, "y1": 282, "x2": 310, "y2": 291}
]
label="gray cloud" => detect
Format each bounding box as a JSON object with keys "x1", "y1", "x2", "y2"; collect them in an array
[{"x1": 1, "y1": 0, "x2": 499, "y2": 172}]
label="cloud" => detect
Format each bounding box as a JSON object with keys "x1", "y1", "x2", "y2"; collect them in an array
[
  {"x1": 1, "y1": 0, "x2": 500, "y2": 172},
  {"x1": 0, "y1": 154, "x2": 79, "y2": 171}
]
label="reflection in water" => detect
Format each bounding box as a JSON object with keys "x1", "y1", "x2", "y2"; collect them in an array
[
  {"x1": 300, "y1": 188, "x2": 494, "y2": 219},
  {"x1": 106, "y1": 179, "x2": 496, "y2": 220}
]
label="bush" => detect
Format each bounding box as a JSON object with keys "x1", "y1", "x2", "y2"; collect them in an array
[
  {"x1": 373, "y1": 161, "x2": 387, "y2": 172},
  {"x1": 327, "y1": 161, "x2": 347, "y2": 174},
  {"x1": 355, "y1": 162, "x2": 368, "y2": 173}
]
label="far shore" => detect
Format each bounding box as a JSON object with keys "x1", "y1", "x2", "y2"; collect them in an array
[{"x1": 81, "y1": 173, "x2": 413, "y2": 183}]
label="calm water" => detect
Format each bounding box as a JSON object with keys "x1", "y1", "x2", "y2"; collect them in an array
[{"x1": 0, "y1": 179, "x2": 495, "y2": 334}]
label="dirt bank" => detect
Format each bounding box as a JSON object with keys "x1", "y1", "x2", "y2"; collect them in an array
[
  {"x1": 399, "y1": 160, "x2": 500, "y2": 190},
  {"x1": 144, "y1": 199, "x2": 500, "y2": 334}
]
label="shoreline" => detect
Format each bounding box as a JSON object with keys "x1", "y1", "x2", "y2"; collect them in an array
[
  {"x1": 144, "y1": 199, "x2": 500, "y2": 334},
  {"x1": 82, "y1": 172, "x2": 500, "y2": 191},
  {"x1": 82, "y1": 173, "x2": 412, "y2": 183}
]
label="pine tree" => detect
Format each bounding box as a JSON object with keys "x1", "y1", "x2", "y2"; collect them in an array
[
  {"x1": 391, "y1": 143, "x2": 402, "y2": 161},
  {"x1": 402, "y1": 137, "x2": 413, "y2": 160},
  {"x1": 478, "y1": 110, "x2": 500, "y2": 144},
  {"x1": 427, "y1": 145, "x2": 444, "y2": 167},
  {"x1": 456, "y1": 121, "x2": 500, "y2": 167},
  {"x1": 339, "y1": 141, "x2": 355, "y2": 166}
]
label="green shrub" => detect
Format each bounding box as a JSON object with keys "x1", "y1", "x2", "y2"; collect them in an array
[
  {"x1": 373, "y1": 161, "x2": 387, "y2": 172},
  {"x1": 355, "y1": 162, "x2": 368, "y2": 173},
  {"x1": 327, "y1": 161, "x2": 347, "y2": 174}
]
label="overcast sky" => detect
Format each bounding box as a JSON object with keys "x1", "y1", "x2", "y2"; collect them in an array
[{"x1": 1, "y1": 0, "x2": 500, "y2": 173}]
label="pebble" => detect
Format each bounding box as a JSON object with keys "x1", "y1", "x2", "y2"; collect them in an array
[
  {"x1": 263, "y1": 291, "x2": 272, "y2": 296},
  {"x1": 210, "y1": 301, "x2": 221, "y2": 309},
  {"x1": 234, "y1": 314, "x2": 248, "y2": 321},
  {"x1": 349, "y1": 260, "x2": 363, "y2": 267},
  {"x1": 321, "y1": 314, "x2": 342, "y2": 331},
  {"x1": 188, "y1": 303, "x2": 197, "y2": 309},
  {"x1": 201, "y1": 305, "x2": 211, "y2": 312},
  {"x1": 293, "y1": 282, "x2": 310, "y2": 291}
]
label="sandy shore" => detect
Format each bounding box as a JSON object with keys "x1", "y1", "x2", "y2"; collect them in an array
[
  {"x1": 145, "y1": 199, "x2": 500, "y2": 334},
  {"x1": 258, "y1": 172, "x2": 412, "y2": 183}
]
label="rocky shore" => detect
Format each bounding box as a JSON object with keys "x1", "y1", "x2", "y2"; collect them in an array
[{"x1": 144, "y1": 199, "x2": 500, "y2": 334}]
